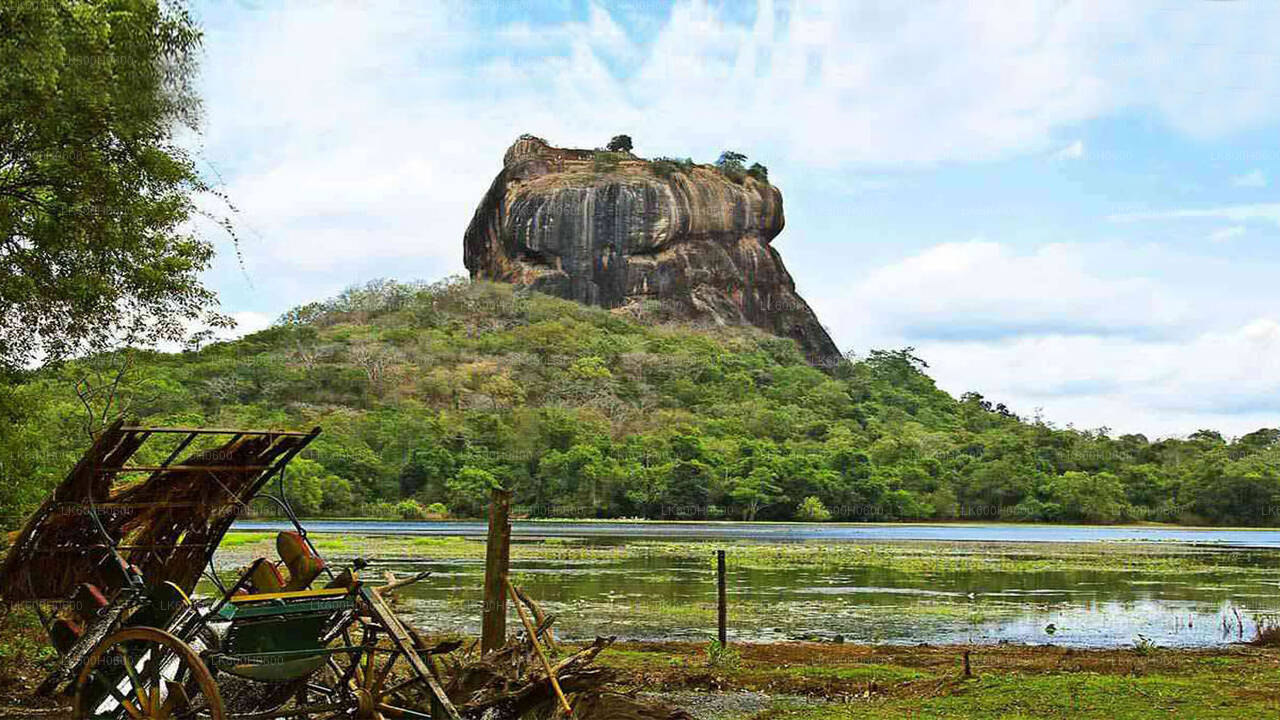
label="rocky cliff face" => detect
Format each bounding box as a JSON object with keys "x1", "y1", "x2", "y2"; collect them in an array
[{"x1": 464, "y1": 135, "x2": 841, "y2": 368}]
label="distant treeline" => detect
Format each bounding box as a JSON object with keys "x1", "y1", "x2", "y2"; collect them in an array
[{"x1": 2, "y1": 279, "x2": 1277, "y2": 527}]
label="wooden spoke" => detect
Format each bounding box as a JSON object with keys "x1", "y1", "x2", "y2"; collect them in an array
[
  {"x1": 90, "y1": 668, "x2": 143, "y2": 719},
  {"x1": 158, "y1": 679, "x2": 191, "y2": 718},
  {"x1": 372, "y1": 651, "x2": 399, "y2": 697},
  {"x1": 74, "y1": 627, "x2": 224, "y2": 720},
  {"x1": 114, "y1": 646, "x2": 148, "y2": 718}
]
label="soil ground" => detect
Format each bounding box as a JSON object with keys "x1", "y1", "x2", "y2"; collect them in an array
[{"x1": 5, "y1": 603, "x2": 1276, "y2": 720}]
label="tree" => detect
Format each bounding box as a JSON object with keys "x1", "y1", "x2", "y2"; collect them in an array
[
  {"x1": 796, "y1": 496, "x2": 832, "y2": 521},
  {"x1": 0, "y1": 0, "x2": 227, "y2": 370},
  {"x1": 747, "y1": 162, "x2": 769, "y2": 183},
  {"x1": 605, "y1": 134, "x2": 633, "y2": 153},
  {"x1": 729, "y1": 466, "x2": 783, "y2": 521},
  {"x1": 716, "y1": 151, "x2": 747, "y2": 181},
  {"x1": 446, "y1": 466, "x2": 500, "y2": 518}
]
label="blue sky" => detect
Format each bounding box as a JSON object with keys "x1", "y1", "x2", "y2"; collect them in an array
[{"x1": 189, "y1": 0, "x2": 1280, "y2": 437}]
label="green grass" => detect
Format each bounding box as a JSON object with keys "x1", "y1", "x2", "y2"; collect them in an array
[
  {"x1": 760, "y1": 673, "x2": 1280, "y2": 719},
  {"x1": 783, "y1": 664, "x2": 930, "y2": 684},
  {"x1": 219, "y1": 531, "x2": 274, "y2": 548}
]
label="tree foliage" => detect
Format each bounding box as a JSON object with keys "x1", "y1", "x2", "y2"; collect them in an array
[
  {"x1": 2, "y1": 278, "x2": 1277, "y2": 527},
  {"x1": 605, "y1": 134, "x2": 633, "y2": 153},
  {"x1": 0, "y1": 0, "x2": 226, "y2": 370}
]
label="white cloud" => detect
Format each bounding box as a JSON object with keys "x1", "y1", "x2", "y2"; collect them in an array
[
  {"x1": 195, "y1": 0, "x2": 1280, "y2": 299},
  {"x1": 917, "y1": 320, "x2": 1280, "y2": 437},
  {"x1": 217, "y1": 311, "x2": 274, "y2": 340},
  {"x1": 823, "y1": 241, "x2": 1280, "y2": 436},
  {"x1": 1054, "y1": 140, "x2": 1085, "y2": 160},
  {"x1": 1110, "y1": 204, "x2": 1280, "y2": 227},
  {"x1": 1208, "y1": 226, "x2": 1246, "y2": 243},
  {"x1": 190, "y1": 1, "x2": 1280, "y2": 435},
  {"x1": 845, "y1": 241, "x2": 1189, "y2": 341},
  {"x1": 1232, "y1": 169, "x2": 1268, "y2": 187}
]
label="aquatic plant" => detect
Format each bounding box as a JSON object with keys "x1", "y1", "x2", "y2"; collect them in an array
[
  {"x1": 705, "y1": 640, "x2": 741, "y2": 670},
  {"x1": 1133, "y1": 634, "x2": 1157, "y2": 655}
]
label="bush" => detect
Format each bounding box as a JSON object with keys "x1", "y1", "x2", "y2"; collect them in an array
[
  {"x1": 592, "y1": 151, "x2": 622, "y2": 173},
  {"x1": 366, "y1": 501, "x2": 399, "y2": 519},
  {"x1": 747, "y1": 162, "x2": 769, "y2": 183},
  {"x1": 426, "y1": 502, "x2": 449, "y2": 517},
  {"x1": 716, "y1": 150, "x2": 747, "y2": 183},
  {"x1": 651, "y1": 156, "x2": 696, "y2": 179},
  {"x1": 396, "y1": 499, "x2": 428, "y2": 520},
  {"x1": 796, "y1": 496, "x2": 832, "y2": 522},
  {"x1": 705, "y1": 640, "x2": 740, "y2": 669}
]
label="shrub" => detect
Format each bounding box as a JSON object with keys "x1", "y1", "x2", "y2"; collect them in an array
[
  {"x1": 396, "y1": 498, "x2": 428, "y2": 520},
  {"x1": 716, "y1": 150, "x2": 747, "y2": 183},
  {"x1": 652, "y1": 156, "x2": 696, "y2": 179},
  {"x1": 796, "y1": 496, "x2": 832, "y2": 522},
  {"x1": 747, "y1": 162, "x2": 769, "y2": 183},
  {"x1": 426, "y1": 502, "x2": 449, "y2": 517},
  {"x1": 705, "y1": 640, "x2": 740, "y2": 669},
  {"x1": 592, "y1": 151, "x2": 622, "y2": 173}
]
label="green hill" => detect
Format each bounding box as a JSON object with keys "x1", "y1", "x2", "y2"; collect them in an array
[{"x1": 3, "y1": 277, "x2": 1278, "y2": 526}]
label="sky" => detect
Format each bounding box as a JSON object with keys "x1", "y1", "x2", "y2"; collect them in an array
[{"x1": 189, "y1": 0, "x2": 1280, "y2": 438}]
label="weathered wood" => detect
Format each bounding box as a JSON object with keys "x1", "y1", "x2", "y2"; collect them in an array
[
  {"x1": 513, "y1": 582, "x2": 558, "y2": 650},
  {"x1": 717, "y1": 549, "x2": 727, "y2": 646},
  {"x1": 505, "y1": 575, "x2": 574, "y2": 717},
  {"x1": 362, "y1": 587, "x2": 462, "y2": 720},
  {"x1": 377, "y1": 570, "x2": 431, "y2": 596},
  {"x1": 547, "y1": 636, "x2": 614, "y2": 676},
  {"x1": 482, "y1": 488, "x2": 513, "y2": 655}
]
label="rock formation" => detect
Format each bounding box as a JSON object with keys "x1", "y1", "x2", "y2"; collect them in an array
[{"x1": 464, "y1": 135, "x2": 841, "y2": 368}]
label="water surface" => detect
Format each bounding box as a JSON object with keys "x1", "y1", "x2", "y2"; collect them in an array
[{"x1": 223, "y1": 521, "x2": 1280, "y2": 648}]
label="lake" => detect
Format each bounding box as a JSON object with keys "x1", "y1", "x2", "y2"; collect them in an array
[{"x1": 224, "y1": 521, "x2": 1280, "y2": 649}]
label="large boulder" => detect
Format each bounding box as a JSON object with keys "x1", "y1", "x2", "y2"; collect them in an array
[{"x1": 464, "y1": 135, "x2": 840, "y2": 368}]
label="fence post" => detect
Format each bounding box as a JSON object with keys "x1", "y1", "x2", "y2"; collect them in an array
[
  {"x1": 482, "y1": 487, "x2": 513, "y2": 654},
  {"x1": 717, "y1": 549, "x2": 727, "y2": 646}
]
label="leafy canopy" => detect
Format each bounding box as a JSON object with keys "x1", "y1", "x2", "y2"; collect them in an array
[
  {"x1": 605, "y1": 134, "x2": 633, "y2": 153},
  {"x1": 0, "y1": 0, "x2": 225, "y2": 371}
]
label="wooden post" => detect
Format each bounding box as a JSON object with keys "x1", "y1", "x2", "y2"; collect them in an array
[
  {"x1": 482, "y1": 487, "x2": 513, "y2": 654},
  {"x1": 717, "y1": 549, "x2": 727, "y2": 646}
]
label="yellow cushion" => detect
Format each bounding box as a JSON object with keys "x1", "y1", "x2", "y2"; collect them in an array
[
  {"x1": 276, "y1": 531, "x2": 326, "y2": 591},
  {"x1": 247, "y1": 558, "x2": 285, "y2": 593}
]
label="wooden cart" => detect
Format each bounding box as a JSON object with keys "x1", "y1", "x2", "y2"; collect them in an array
[{"x1": 0, "y1": 422, "x2": 460, "y2": 720}]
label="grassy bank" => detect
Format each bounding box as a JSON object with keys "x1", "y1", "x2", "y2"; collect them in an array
[
  {"x1": 601, "y1": 640, "x2": 1280, "y2": 719},
  {"x1": 4, "y1": 608, "x2": 1277, "y2": 720}
]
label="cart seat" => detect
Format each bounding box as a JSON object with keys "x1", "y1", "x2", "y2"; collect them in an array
[
  {"x1": 243, "y1": 557, "x2": 287, "y2": 594},
  {"x1": 235, "y1": 532, "x2": 326, "y2": 597},
  {"x1": 276, "y1": 531, "x2": 325, "y2": 591}
]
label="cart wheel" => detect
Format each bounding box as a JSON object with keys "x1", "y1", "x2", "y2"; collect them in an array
[{"x1": 74, "y1": 627, "x2": 225, "y2": 720}]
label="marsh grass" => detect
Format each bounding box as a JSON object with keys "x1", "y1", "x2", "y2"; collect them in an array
[{"x1": 706, "y1": 640, "x2": 741, "y2": 670}]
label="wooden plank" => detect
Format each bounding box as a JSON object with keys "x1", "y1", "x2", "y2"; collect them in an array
[
  {"x1": 481, "y1": 488, "x2": 514, "y2": 654},
  {"x1": 363, "y1": 588, "x2": 462, "y2": 720}
]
